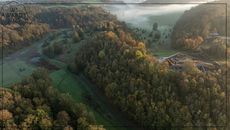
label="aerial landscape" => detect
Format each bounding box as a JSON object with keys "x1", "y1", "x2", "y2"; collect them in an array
[{"x1": 0, "y1": 0, "x2": 229, "y2": 130}]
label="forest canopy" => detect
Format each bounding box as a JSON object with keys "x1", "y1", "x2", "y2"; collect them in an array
[
  {"x1": 0, "y1": 69, "x2": 105, "y2": 130},
  {"x1": 74, "y1": 28, "x2": 227, "y2": 129}
]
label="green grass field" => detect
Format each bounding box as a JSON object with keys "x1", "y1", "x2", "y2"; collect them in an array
[
  {"x1": 1, "y1": 59, "x2": 35, "y2": 87},
  {"x1": 50, "y1": 70, "x2": 113, "y2": 127},
  {"x1": 50, "y1": 69, "x2": 85, "y2": 102},
  {"x1": 153, "y1": 49, "x2": 177, "y2": 57},
  {"x1": 50, "y1": 69, "x2": 133, "y2": 130}
]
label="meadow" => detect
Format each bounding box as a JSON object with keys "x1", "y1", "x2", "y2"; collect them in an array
[
  {"x1": 0, "y1": 59, "x2": 35, "y2": 87},
  {"x1": 50, "y1": 69, "x2": 135, "y2": 130}
]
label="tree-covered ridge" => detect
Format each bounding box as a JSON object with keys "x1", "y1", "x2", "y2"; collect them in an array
[
  {"x1": 171, "y1": 1, "x2": 229, "y2": 50},
  {"x1": 1, "y1": 5, "x2": 125, "y2": 56},
  {"x1": 74, "y1": 30, "x2": 227, "y2": 129},
  {"x1": 0, "y1": 5, "x2": 50, "y2": 49},
  {"x1": 0, "y1": 69, "x2": 105, "y2": 130},
  {"x1": 35, "y1": 6, "x2": 120, "y2": 30},
  {"x1": 197, "y1": 36, "x2": 230, "y2": 59},
  {"x1": 0, "y1": 23, "x2": 49, "y2": 48}
]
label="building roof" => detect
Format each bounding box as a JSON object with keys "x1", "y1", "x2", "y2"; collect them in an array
[
  {"x1": 159, "y1": 52, "x2": 215, "y2": 72},
  {"x1": 209, "y1": 32, "x2": 219, "y2": 36}
]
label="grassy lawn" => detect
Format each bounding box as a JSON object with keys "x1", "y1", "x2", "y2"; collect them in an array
[
  {"x1": 48, "y1": 59, "x2": 67, "y2": 68},
  {"x1": 50, "y1": 70, "x2": 111, "y2": 126},
  {"x1": 153, "y1": 49, "x2": 177, "y2": 57},
  {"x1": 50, "y1": 69, "x2": 131, "y2": 130},
  {"x1": 1, "y1": 59, "x2": 35, "y2": 87},
  {"x1": 50, "y1": 69, "x2": 85, "y2": 102}
]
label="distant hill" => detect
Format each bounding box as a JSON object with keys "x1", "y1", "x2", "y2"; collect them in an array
[{"x1": 171, "y1": 0, "x2": 229, "y2": 50}]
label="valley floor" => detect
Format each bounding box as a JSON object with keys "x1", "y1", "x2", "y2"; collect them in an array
[{"x1": 0, "y1": 29, "x2": 139, "y2": 130}]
